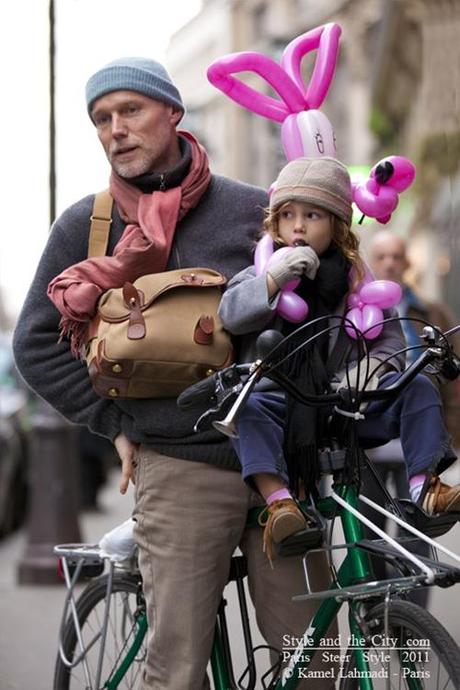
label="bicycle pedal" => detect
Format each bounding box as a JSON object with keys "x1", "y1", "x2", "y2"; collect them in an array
[
  {"x1": 275, "y1": 526, "x2": 324, "y2": 557},
  {"x1": 397, "y1": 498, "x2": 460, "y2": 538}
]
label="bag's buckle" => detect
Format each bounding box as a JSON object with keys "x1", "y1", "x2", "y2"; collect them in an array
[
  {"x1": 90, "y1": 214, "x2": 113, "y2": 224},
  {"x1": 182, "y1": 272, "x2": 204, "y2": 285},
  {"x1": 123, "y1": 283, "x2": 146, "y2": 339}
]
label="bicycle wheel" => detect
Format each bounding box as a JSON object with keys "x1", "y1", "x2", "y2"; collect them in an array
[
  {"x1": 339, "y1": 600, "x2": 460, "y2": 689},
  {"x1": 53, "y1": 572, "x2": 147, "y2": 690}
]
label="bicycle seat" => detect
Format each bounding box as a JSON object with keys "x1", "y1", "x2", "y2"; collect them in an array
[{"x1": 397, "y1": 498, "x2": 460, "y2": 538}]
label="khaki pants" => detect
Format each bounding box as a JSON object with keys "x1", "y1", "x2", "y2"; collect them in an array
[{"x1": 133, "y1": 449, "x2": 337, "y2": 690}]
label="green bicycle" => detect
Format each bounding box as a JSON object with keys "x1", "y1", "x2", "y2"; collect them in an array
[{"x1": 53, "y1": 319, "x2": 460, "y2": 689}]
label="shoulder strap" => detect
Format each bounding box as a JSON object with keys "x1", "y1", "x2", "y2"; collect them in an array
[{"x1": 88, "y1": 189, "x2": 114, "y2": 258}]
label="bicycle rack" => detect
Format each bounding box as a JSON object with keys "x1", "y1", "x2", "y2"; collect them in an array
[{"x1": 54, "y1": 544, "x2": 138, "y2": 690}]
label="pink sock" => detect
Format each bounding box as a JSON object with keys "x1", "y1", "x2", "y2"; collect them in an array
[
  {"x1": 409, "y1": 473, "x2": 427, "y2": 502},
  {"x1": 266, "y1": 488, "x2": 292, "y2": 505}
]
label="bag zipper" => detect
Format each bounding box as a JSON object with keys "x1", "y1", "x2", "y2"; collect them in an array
[
  {"x1": 174, "y1": 244, "x2": 181, "y2": 268},
  {"x1": 159, "y1": 172, "x2": 181, "y2": 266}
]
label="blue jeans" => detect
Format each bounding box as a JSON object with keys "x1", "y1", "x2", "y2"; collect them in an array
[{"x1": 231, "y1": 374, "x2": 457, "y2": 485}]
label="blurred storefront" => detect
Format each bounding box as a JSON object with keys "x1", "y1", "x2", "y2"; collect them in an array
[
  {"x1": 370, "y1": 0, "x2": 460, "y2": 314},
  {"x1": 168, "y1": 0, "x2": 460, "y2": 310}
]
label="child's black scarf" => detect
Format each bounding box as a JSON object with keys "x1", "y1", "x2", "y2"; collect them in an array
[{"x1": 276, "y1": 245, "x2": 350, "y2": 495}]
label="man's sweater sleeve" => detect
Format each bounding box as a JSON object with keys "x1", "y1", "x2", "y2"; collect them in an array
[{"x1": 13, "y1": 200, "x2": 122, "y2": 440}]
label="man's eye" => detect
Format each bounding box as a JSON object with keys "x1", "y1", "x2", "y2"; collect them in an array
[{"x1": 95, "y1": 115, "x2": 110, "y2": 127}]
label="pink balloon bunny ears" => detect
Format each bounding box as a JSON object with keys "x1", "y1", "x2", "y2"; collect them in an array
[{"x1": 207, "y1": 23, "x2": 341, "y2": 123}]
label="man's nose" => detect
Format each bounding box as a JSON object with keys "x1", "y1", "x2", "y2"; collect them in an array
[{"x1": 111, "y1": 115, "x2": 128, "y2": 138}]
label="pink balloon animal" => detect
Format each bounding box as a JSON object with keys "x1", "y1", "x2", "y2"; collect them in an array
[
  {"x1": 346, "y1": 274, "x2": 402, "y2": 340},
  {"x1": 352, "y1": 156, "x2": 416, "y2": 224},
  {"x1": 255, "y1": 236, "x2": 401, "y2": 334},
  {"x1": 207, "y1": 23, "x2": 341, "y2": 160},
  {"x1": 254, "y1": 235, "x2": 309, "y2": 323},
  {"x1": 208, "y1": 25, "x2": 416, "y2": 224}
]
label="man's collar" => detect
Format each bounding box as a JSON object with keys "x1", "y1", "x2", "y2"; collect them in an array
[
  {"x1": 127, "y1": 135, "x2": 192, "y2": 193},
  {"x1": 403, "y1": 284, "x2": 428, "y2": 313}
]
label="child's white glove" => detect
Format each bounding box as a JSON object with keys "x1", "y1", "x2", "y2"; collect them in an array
[
  {"x1": 268, "y1": 246, "x2": 320, "y2": 288},
  {"x1": 338, "y1": 357, "x2": 383, "y2": 411}
]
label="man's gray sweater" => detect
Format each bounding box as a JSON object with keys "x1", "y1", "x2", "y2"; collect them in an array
[{"x1": 13, "y1": 175, "x2": 268, "y2": 470}]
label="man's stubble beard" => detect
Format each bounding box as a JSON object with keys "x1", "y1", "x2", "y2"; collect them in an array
[{"x1": 111, "y1": 154, "x2": 152, "y2": 179}]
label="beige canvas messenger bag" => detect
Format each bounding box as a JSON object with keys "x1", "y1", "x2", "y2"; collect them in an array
[{"x1": 85, "y1": 191, "x2": 233, "y2": 399}]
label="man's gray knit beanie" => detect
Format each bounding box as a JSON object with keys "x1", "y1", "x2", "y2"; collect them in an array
[
  {"x1": 86, "y1": 57, "x2": 185, "y2": 119},
  {"x1": 270, "y1": 156, "x2": 353, "y2": 225}
]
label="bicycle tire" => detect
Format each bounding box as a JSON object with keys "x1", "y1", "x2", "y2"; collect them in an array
[
  {"x1": 53, "y1": 572, "x2": 147, "y2": 690},
  {"x1": 339, "y1": 599, "x2": 460, "y2": 689}
]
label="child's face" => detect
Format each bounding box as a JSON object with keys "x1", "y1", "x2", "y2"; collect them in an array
[{"x1": 276, "y1": 201, "x2": 332, "y2": 256}]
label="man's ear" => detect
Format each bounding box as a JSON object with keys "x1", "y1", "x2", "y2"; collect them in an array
[{"x1": 170, "y1": 108, "x2": 183, "y2": 126}]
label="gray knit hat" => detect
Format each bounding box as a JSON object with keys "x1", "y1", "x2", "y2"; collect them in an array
[
  {"x1": 86, "y1": 57, "x2": 185, "y2": 119},
  {"x1": 270, "y1": 157, "x2": 353, "y2": 224}
]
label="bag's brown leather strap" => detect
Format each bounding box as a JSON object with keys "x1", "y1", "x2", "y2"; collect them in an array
[{"x1": 88, "y1": 189, "x2": 113, "y2": 258}]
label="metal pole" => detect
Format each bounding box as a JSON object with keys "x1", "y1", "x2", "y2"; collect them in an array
[
  {"x1": 49, "y1": 0, "x2": 56, "y2": 225},
  {"x1": 17, "y1": 0, "x2": 82, "y2": 585},
  {"x1": 17, "y1": 403, "x2": 82, "y2": 584}
]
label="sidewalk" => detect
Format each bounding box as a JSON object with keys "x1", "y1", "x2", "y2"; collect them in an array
[{"x1": 0, "y1": 469, "x2": 134, "y2": 690}]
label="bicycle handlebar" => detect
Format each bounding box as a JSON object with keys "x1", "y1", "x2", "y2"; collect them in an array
[{"x1": 177, "y1": 320, "x2": 460, "y2": 435}]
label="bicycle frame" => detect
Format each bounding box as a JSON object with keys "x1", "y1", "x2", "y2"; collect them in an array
[{"x1": 270, "y1": 484, "x2": 382, "y2": 690}]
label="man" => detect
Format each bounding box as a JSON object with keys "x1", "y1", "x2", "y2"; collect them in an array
[
  {"x1": 362, "y1": 229, "x2": 460, "y2": 605},
  {"x1": 13, "y1": 58, "x2": 335, "y2": 689},
  {"x1": 370, "y1": 229, "x2": 460, "y2": 443}
]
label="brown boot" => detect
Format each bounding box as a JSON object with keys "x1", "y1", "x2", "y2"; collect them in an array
[
  {"x1": 422, "y1": 476, "x2": 460, "y2": 515},
  {"x1": 259, "y1": 499, "x2": 307, "y2": 564}
]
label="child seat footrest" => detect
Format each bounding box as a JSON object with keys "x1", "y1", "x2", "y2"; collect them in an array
[
  {"x1": 397, "y1": 498, "x2": 460, "y2": 538},
  {"x1": 275, "y1": 507, "x2": 327, "y2": 557}
]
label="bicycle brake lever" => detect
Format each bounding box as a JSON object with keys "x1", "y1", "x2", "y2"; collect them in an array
[
  {"x1": 432, "y1": 351, "x2": 460, "y2": 383},
  {"x1": 424, "y1": 344, "x2": 460, "y2": 383},
  {"x1": 193, "y1": 367, "x2": 245, "y2": 432}
]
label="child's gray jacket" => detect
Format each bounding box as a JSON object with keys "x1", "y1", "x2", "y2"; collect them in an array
[{"x1": 218, "y1": 265, "x2": 406, "y2": 392}]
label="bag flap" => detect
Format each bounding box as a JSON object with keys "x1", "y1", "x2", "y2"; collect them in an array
[{"x1": 97, "y1": 268, "x2": 227, "y2": 321}]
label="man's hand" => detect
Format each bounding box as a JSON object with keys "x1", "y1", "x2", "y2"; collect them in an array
[{"x1": 114, "y1": 433, "x2": 140, "y2": 495}]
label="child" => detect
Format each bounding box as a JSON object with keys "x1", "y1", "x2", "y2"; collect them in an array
[{"x1": 218, "y1": 156, "x2": 460, "y2": 560}]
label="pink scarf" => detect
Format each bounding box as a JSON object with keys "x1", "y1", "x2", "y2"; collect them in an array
[{"x1": 48, "y1": 131, "x2": 211, "y2": 356}]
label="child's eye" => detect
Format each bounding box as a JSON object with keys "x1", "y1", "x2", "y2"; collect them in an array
[
  {"x1": 306, "y1": 210, "x2": 324, "y2": 220},
  {"x1": 280, "y1": 210, "x2": 294, "y2": 219}
]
